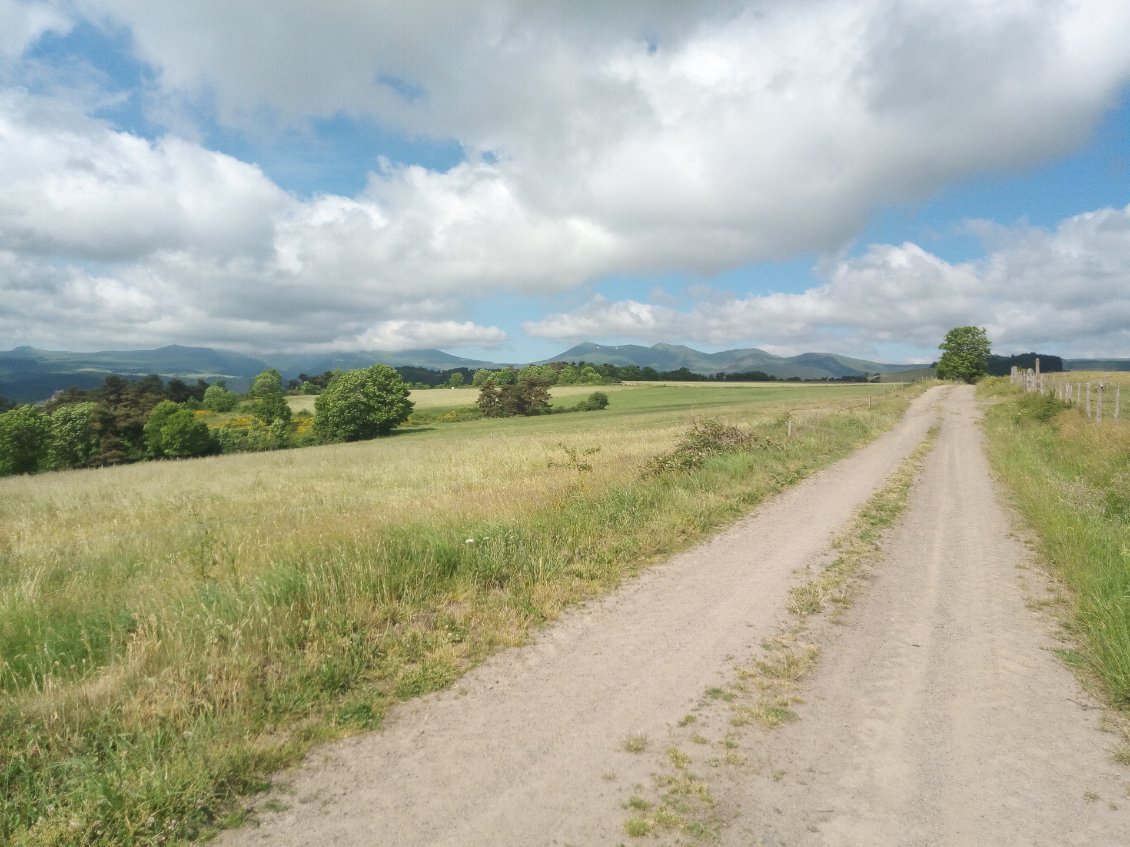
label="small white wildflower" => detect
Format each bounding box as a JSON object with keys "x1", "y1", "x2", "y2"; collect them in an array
[{"x1": 465, "y1": 537, "x2": 475, "y2": 544}]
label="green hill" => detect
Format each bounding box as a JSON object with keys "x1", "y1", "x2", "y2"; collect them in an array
[
  {"x1": 543, "y1": 342, "x2": 917, "y2": 379},
  {"x1": 0, "y1": 339, "x2": 946, "y2": 404},
  {"x1": 0, "y1": 346, "x2": 499, "y2": 403}
]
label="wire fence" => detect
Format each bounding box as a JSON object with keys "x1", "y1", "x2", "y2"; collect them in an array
[{"x1": 1010, "y1": 365, "x2": 1123, "y2": 422}]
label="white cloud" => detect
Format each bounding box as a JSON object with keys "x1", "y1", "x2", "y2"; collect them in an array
[
  {"x1": 74, "y1": 1, "x2": 1130, "y2": 272},
  {"x1": 0, "y1": 0, "x2": 69, "y2": 65},
  {"x1": 2, "y1": 2, "x2": 1130, "y2": 356},
  {"x1": 0, "y1": 92, "x2": 288, "y2": 261},
  {"x1": 525, "y1": 205, "x2": 1130, "y2": 360},
  {"x1": 350, "y1": 320, "x2": 507, "y2": 351}
]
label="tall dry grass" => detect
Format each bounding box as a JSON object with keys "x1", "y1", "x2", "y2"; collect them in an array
[
  {"x1": 1, "y1": 382, "x2": 919, "y2": 846},
  {"x1": 981, "y1": 377, "x2": 1130, "y2": 715}
]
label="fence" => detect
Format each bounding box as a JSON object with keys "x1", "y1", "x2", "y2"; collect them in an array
[{"x1": 1010, "y1": 365, "x2": 1122, "y2": 422}]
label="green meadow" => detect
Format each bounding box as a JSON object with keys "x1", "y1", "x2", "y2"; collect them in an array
[
  {"x1": 981, "y1": 378, "x2": 1130, "y2": 723},
  {"x1": 2, "y1": 381, "x2": 918, "y2": 846}
]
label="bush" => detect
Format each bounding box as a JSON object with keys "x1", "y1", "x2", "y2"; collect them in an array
[
  {"x1": 314, "y1": 365, "x2": 414, "y2": 441},
  {"x1": 145, "y1": 401, "x2": 217, "y2": 458},
  {"x1": 575, "y1": 391, "x2": 609, "y2": 412},
  {"x1": 203, "y1": 383, "x2": 240, "y2": 412},
  {"x1": 159, "y1": 410, "x2": 219, "y2": 458},
  {"x1": 1016, "y1": 392, "x2": 1071, "y2": 424},
  {"x1": 212, "y1": 416, "x2": 290, "y2": 453},
  {"x1": 644, "y1": 418, "x2": 760, "y2": 475}
]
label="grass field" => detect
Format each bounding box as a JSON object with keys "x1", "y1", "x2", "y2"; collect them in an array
[
  {"x1": 2, "y1": 381, "x2": 920, "y2": 846},
  {"x1": 981, "y1": 377, "x2": 1130, "y2": 726}
]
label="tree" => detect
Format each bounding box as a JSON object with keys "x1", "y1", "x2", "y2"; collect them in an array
[
  {"x1": 518, "y1": 364, "x2": 557, "y2": 385},
  {"x1": 145, "y1": 401, "x2": 217, "y2": 458},
  {"x1": 248, "y1": 369, "x2": 291, "y2": 423},
  {"x1": 202, "y1": 382, "x2": 240, "y2": 412},
  {"x1": 471, "y1": 368, "x2": 493, "y2": 387},
  {"x1": 314, "y1": 365, "x2": 414, "y2": 442},
  {"x1": 45, "y1": 402, "x2": 101, "y2": 470},
  {"x1": 579, "y1": 365, "x2": 603, "y2": 385},
  {"x1": 447, "y1": 372, "x2": 465, "y2": 388},
  {"x1": 506, "y1": 377, "x2": 551, "y2": 416},
  {"x1": 493, "y1": 367, "x2": 518, "y2": 385},
  {"x1": 557, "y1": 364, "x2": 579, "y2": 385},
  {"x1": 144, "y1": 401, "x2": 182, "y2": 458},
  {"x1": 158, "y1": 410, "x2": 218, "y2": 458},
  {"x1": 0, "y1": 405, "x2": 49, "y2": 475},
  {"x1": 477, "y1": 377, "x2": 551, "y2": 417},
  {"x1": 476, "y1": 380, "x2": 502, "y2": 417},
  {"x1": 202, "y1": 383, "x2": 239, "y2": 413},
  {"x1": 936, "y1": 326, "x2": 992, "y2": 384}
]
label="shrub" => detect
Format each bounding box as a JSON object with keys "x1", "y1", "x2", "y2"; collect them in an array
[
  {"x1": 314, "y1": 365, "x2": 414, "y2": 441},
  {"x1": 202, "y1": 383, "x2": 240, "y2": 412},
  {"x1": 145, "y1": 401, "x2": 217, "y2": 458},
  {"x1": 575, "y1": 391, "x2": 610, "y2": 412},
  {"x1": 1016, "y1": 392, "x2": 1070, "y2": 423},
  {"x1": 644, "y1": 418, "x2": 760, "y2": 475}
]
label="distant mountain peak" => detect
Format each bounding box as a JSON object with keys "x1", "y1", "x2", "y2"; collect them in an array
[{"x1": 542, "y1": 340, "x2": 920, "y2": 378}]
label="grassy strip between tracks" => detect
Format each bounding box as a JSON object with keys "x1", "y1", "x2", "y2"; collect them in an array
[
  {"x1": 980, "y1": 378, "x2": 1130, "y2": 746},
  {"x1": 1, "y1": 382, "x2": 922, "y2": 846}
]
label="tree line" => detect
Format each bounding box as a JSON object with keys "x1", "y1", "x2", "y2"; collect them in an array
[{"x1": 0, "y1": 365, "x2": 415, "y2": 477}]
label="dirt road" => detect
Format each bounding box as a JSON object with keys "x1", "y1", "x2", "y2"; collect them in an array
[{"x1": 218, "y1": 386, "x2": 1130, "y2": 846}]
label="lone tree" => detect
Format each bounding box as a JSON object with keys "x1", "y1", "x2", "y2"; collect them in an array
[
  {"x1": 248, "y1": 368, "x2": 291, "y2": 424},
  {"x1": 314, "y1": 365, "x2": 414, "y2": 441},
  {"x1": 935, "y1": 326, "x2": 992, "y2": 384}
]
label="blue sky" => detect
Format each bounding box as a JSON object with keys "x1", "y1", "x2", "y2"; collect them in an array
[{"x1": 2, "y1": 1, "x2": 1129, "y2": 365}]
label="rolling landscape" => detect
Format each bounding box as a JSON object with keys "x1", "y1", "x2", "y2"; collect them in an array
[{"x1": 4, "y1": 341, "x2": 1125, "y2": 404}]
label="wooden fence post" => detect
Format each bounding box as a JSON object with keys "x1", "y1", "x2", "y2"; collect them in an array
[
  {"x1": 1097, "y1": 382, "x2": 1104, "y2": 422},
  {"x1": 1086, "y1": 383, "x2": 1092, "y2": 419},
  {"x1": 1116, "y1": 385, "x2": 1122, "y2": 422}
]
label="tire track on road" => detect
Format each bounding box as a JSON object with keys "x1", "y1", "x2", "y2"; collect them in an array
[{"x1": 716, "y1": 386, "x2": 1130, "y2": 847}]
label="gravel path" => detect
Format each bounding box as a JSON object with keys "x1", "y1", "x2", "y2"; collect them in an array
[
  {"x1": 218, "y1": 385, "x2": 1129, "y2": 845},
  {"x1": 713, "y1": 385, "x2": 1130, "y2": 845}
]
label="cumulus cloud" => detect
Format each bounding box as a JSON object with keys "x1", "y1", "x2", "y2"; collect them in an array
[
  {"x1": 349, "y1": 320, "x2": 507, "y2": 351},
  {"x1": 0, "y1": 92, "x2": 287, "y2": 260},
  {"x1": 2, "y1": 2, "x2": 1130, "y2": 355},
  {"x1": 525, "y1": 205, "x2": 1130, "y2": 360},
  {"x1": 0, "y1": 0, "x2": 69, "y2": 65},
  {"x1": 77, "y1": 0, "x2": 1130, "y2": 270}
]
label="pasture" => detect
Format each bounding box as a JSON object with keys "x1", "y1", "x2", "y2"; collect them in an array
[
  {"x1": 1, "y1": 381, "x2": 918, "y2": 846},
  {"x1": 981, "y1": 375, "x2": 1130, "y2": 711}
]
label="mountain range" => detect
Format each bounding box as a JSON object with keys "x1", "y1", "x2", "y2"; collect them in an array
[
  {"x1": 542, "y1": 342, "x2": 918, "y2": 379},
  {"x1": 1, "y1": 342, "x2": 1123, "y2": 403}
]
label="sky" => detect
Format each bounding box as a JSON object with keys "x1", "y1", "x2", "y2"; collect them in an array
[{"x1": 1, "y1": 1, "x2": 1129, "y2": 365}]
